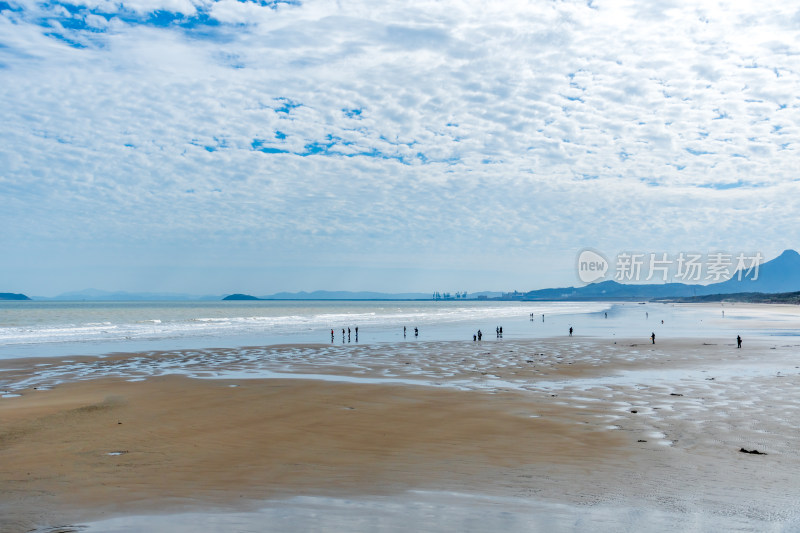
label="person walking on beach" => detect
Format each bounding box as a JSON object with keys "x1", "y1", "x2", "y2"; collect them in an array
[
  {"x1": 473, "y1": 334, "x2": 477, "y2": 342},
  {"x1": 414, "y1": 327, "x2": 418, "y2": 337},
  {"x1": 569, "y1": 327, "x2": 573, "y2": 336},
  {"x1": 478, "y1": 329, "x2": 482, "y2": 341},
  {"x1": 737, "y1": 335, "x2": 742, "y2": 348},
  {"x1": 651, "y1": 332, "x2": 655, "y2": 344},
  {"x1": 404, "y1": 326, "x2": 406, "y2": 338},
  {"x1": 499, "y1": 326, "x2": 503, "y2": 336},
  {"x1": 331, "y1": 329, "x2": 334, "y2": 342}
]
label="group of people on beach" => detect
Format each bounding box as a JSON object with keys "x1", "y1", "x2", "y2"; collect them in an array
[
  {"x1": 331, "y1": 327, "x2": 358, "y2": 343},
  {"x1": 329, "y1": 326, "x2": 425, "y2": 343},
  {"x1": 328, "y1": 312, "x2": 745, "y2": 349},
  {"x1": 472, "y1": 326, "x2": 503, "y2": 341},
  {"x1": 403, "y1": 326, "x2": 418, "y2": 338}
]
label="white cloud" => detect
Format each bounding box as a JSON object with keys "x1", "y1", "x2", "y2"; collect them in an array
[{"x1": 1, "y1": 0, "x2": 800, "y2": 294}]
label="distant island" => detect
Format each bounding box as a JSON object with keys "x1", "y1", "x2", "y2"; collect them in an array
[
  {"x1": 222, "y1": 294, "x2": 264, "y2": 301},
  {"x1": 0, "y1": 292, "x2": 31, "y2": 301}
]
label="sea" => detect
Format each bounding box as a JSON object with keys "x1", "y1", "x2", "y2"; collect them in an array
[{"x1": 0, "y1": 299, "x2": 795, "y2": 361}]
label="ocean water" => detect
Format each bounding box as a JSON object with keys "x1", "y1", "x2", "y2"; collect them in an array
[
  {"x1": 0, "y1": 300, "x2": 613, "y2": 359},
  {"x1": 1, "y1": 299, "x2": 797, "y2": 360}
]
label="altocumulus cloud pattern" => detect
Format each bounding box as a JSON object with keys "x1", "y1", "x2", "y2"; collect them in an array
[{"x1": 1, "y1": 0, "x2": 800, "y2": 293}]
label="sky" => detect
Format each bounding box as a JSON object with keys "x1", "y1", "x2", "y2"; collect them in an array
[{"x1": 1, "y1": 0, "x2": 800, "y2": 297}]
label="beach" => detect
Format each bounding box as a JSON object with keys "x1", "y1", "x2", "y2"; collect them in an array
[{"x1": 2, "y1": 303, "x2": 800, "y2": 532}]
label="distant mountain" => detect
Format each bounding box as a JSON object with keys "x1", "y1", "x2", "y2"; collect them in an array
[
  {"x1": 32, "y1": 288, "x2": 496, "y2": 302},
  {"x1": 0, "y1": 292, "x2": 31, "y2": 301},
  {"x1": 656, "y1": 291, "x2": 800, "y2": 304},
  {"x1": 521, "y1": 249, "x2": 800, "y2": 301},
  {"x1": 40, "y1": 289, "x2": 223, "y2": 301},
  {"x1": 258, "y1": 290, "x2": 434, "y2": 300},
  {"x1": 711, "y1": 249, "x2": 800, "y2": 294},
  {"x1": 521, "y1": 280, "x2": 699, "y2": 300},
  {"x1": 224, "y1": 290, "x2": 505, "y2": 301}
]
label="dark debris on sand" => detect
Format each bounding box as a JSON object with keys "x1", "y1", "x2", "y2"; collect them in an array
[{"x1": 739, "y1": 447, "x2": 767, "y2": 455}]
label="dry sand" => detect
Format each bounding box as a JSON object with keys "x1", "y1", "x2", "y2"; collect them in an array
[{"x1": 2, "y1": 337, "x2": 800, "y2": 531}]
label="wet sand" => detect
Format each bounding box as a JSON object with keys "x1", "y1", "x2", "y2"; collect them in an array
[{"x1": 2, "y1": 336, "x2": 800, "y2": 531}]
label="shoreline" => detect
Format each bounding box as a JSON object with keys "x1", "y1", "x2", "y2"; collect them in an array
[
  {"x1": 0, "y1": 334, "x2": 787, "y2": 397},
  {"x1": 2, "y1": 300, "x2": 797, "y2": 368}
]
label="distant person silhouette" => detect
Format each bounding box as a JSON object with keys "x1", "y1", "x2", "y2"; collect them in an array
[
  {"x1": 331, "y1": 329, "x2": 334, "y2": 342},
  {"x1": 404, "y1": 326, "x2": 406, "y2": 338},
  {"x1": 651, "y1": 332, "x2": 655, "y2": 344},
  {"x1": 737, "y1": 335, "x2": 742, "y2": 348},
  {"x1": 414, "y1": 327, "x2": 418, "y2": 337},
  {"x1": 569, "y1": 327, "x2": 573, "y2": 336},
  {"x1": 473, "y1": 334, "x2": 477, "y2": 342},
  {"x1": 478, "y1": 329, "x2": 482, "y2": 341}
]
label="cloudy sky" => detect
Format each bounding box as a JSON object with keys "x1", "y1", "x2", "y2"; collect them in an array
[{"x1": 2, "y1": 0, "x2": 799, "y2": 296}]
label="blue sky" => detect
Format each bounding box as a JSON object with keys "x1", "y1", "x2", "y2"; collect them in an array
[{"x1": 2, "y1": 0, "x2": 800, "y2": 296}]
